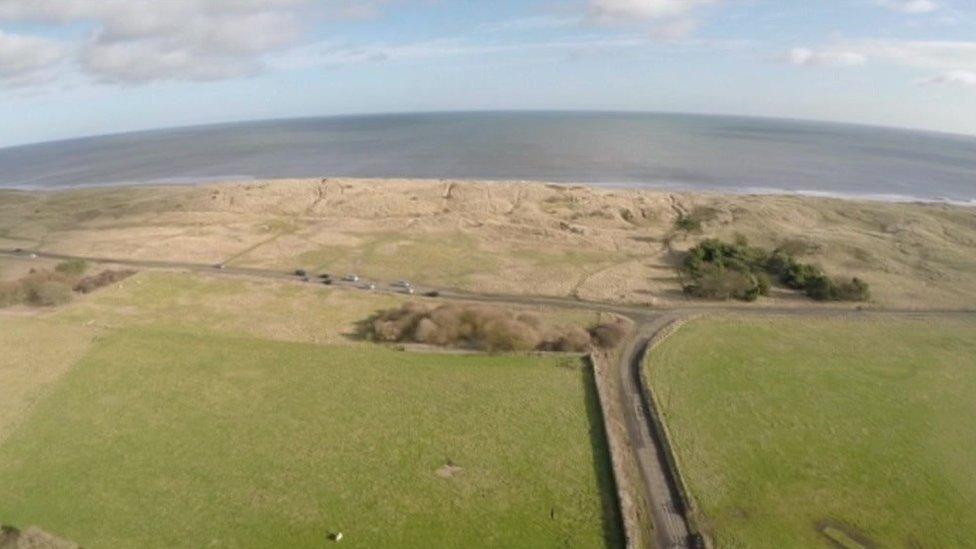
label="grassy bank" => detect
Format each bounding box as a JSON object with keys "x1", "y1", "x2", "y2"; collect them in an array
[
  {"x1": 646, "y1": 316, "x2": 976, "y2": 547},
  {"x1": 0, "y1": 326, "x2": 620, "y2": 547}
]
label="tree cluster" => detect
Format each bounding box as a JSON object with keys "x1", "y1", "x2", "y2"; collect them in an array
[{"x1": 681, "y1": 238, "x2": 870, "y2": 302}]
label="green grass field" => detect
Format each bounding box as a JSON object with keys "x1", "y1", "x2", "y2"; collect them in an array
[
  {"x1": 0, "y1": 326, "x2": 620, "y2": 548},
  {"x1": 646, "y1": 316, "x2": 976, "y2": 548}
]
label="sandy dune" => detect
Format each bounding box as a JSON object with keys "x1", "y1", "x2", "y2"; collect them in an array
[{"x1": 1, "y1": 177, "x2": 974, "y2": 309}]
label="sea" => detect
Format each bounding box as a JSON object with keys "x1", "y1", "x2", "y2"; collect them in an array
[{"x1": 1, "y1": 111, "x2": 974, "y2": 205}]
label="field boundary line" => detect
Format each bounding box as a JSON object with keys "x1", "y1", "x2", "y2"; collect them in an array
[{"x1": 588, "y1": 350, "x2": 650, "y2": 548}]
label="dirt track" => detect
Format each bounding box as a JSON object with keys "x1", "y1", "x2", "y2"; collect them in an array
[{"x1": 3, "y1": 247, "x2": 973, "y2": 549}]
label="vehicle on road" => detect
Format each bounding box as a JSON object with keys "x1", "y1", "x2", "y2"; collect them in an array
[{"x1": 344, "y1": 274, "x2": 360, "y2": 282}]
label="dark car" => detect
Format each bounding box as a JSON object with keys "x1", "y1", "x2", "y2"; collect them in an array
[
  {"x1": 423, "y1": 290, "x2": 440, "y2": 298},
  {"x1": 294, "y1": 269, "x2": 307, "y2": 277}
]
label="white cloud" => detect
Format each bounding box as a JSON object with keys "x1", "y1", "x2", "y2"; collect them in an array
[
  {"x1": 875, "y1": 0, "x2": 939, "y2": 14},
  {"x1": 271, "y1": 35, "x2": 650, "y2": 70},
  {"x1": 846, "y1": 40, "x2": 976, "y2": 71},
  {"x1": 485, "y1": 15, "x2": 581, "y2": 33},
  {"x1": 588, "y1": 0, "x2": 716, "y2": 22},
  {"x1": 786, "y1": 47, "x2": 867, "y2": 67},
  {"x1": 786, "y1": 39, "x2": 976, "y2": 91},
  {"x1": 0, "y1": 30, "x2": 69, "y2": 86},
  {"x1": 587, "y1": 0, "x2": 720, "y2": 41},
  {"x1": 0, "y1": 0, "x2": 398, "y2": 84},
  {"x1": 922, "y1": 69, "x2": 976, "y2": 87}
]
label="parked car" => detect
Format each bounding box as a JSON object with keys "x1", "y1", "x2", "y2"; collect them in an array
[
  {"x1": 294, "y1": 269, "x2": 307, "y2": 277},
  {"x1": 423, "y1": 290, "x2": 440, "y2": 298},
  {"x1": 344, "y1": 274, "x2": 360, "y2": 282},
  {"x1": 362, "y1": 282, "x2": 376, "y2": 291}
]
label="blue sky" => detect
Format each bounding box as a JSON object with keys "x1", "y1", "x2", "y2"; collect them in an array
[{"x1": 0, "y1": 0, "x2": 974, "y2": 147}]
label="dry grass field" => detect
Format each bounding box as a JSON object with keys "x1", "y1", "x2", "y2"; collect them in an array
[
  {"x1": 2, "y1": 178, "x2": 975, "y2": 309},
  {"x1": 0, "y1": 318, "x2": 96, "y2": 444}
]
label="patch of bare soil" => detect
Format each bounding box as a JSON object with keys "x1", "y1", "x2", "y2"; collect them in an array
[
  {"x1": 435, "y1": 461, "x2": 464, "y2": 479},
  {"x1": 0, "y1": 525, "x2": 80, "y2": 549},
  {"x1": 816, "y1": 519, "x2": 876, "y2": 549}
]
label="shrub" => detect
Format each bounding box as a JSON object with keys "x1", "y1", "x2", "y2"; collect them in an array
[
  {"x1": 542, "y1": 327, "x2": 594, "y2": 353},
  {"x1": 806, "y1": 275, "x2": 871, "y2": 302},
  {"x1": 683, "y1": 264, "x2": 761, "y2": 301},
  {"x1": 680, "y1": 238, "x2": 869, "y2": 302},
  {"x1": 674, "y1": 215, "x2": 702, "y2": 232},
  {"x1": 363, "y1": 304, "x2": 630, "y2": 352},
  {"x1": 25, "y1": 280, "x2": 73, "y2": 307},
  {"x1": 73, "y1": 269, "x2": 137, "y2": 294},
  {"x1": 588, "y1": 320, "x2": 629, "y2": 349},
  {"x1": 835, "y1": 277, "x2": 871, "y2": 302},
  {"x1": 55, "y1": 259, "x2": 88, "y2": 276}
]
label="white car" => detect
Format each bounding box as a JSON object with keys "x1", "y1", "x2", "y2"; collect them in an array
[
  {"x1": 362, "y1": 283, "x2": 376, "y2": 291},
  {"x1": 344, "y1": 274, "x2": 360, "y2": 282}
]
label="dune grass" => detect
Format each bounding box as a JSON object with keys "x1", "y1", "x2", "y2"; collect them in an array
[
  {"x1": 0, "y1": 327, "x2": 620, "y2": 548},
  {"x1": 646, "y1": 316, "x2": 976, "y2": 548}
]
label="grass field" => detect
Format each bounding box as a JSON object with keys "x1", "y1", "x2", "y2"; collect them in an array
[
  {"x1": 646, "y1": 316, "x2": 976, "y2": 548},
  {"x1": 0, "y1": 325, "x2": 620, "y2": 548},
  {"x1": 0, "y1": 318, "x2": 96, "y2": 444}
]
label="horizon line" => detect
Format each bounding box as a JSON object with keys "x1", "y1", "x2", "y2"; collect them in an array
[{"x1": 3, "y1": 108, "x2": 975, "y2": 152}]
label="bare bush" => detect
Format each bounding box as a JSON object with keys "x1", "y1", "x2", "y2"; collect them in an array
[
  {"x1": 26, "y1": 280, "x2": 73, "y2": 306},
  {"x1": 588, "y1": 319, "x2": 630, "y2": 349},
  {"x1": 0, "y1": 267, "x2": 137, "y2": 308},
  {"x1": 74, "y1": 269, "x2": 137, "y2": 294},
  {"x1": 363, "y1": 304, "x2": 631, "y2": 353}
]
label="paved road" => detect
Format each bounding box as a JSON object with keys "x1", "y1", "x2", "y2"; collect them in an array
[
  {"x1": 4, "y1": 247, "x2": 974, "y2": 548},
  {"x1": 4, "y1": 248, "x2": 971, "y2": 320},
  {"x1": 618, "y1": 317, "x2": 696, "y2": 548}
]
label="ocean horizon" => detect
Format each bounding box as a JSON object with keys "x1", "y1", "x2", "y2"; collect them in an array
[{"x1": 1, "y1": 111, "x2": 975, "y2": 204}]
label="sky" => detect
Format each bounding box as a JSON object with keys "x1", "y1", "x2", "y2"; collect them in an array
[{"x1": 0, "y1": 0, "x2": 975, "y2": 147}]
